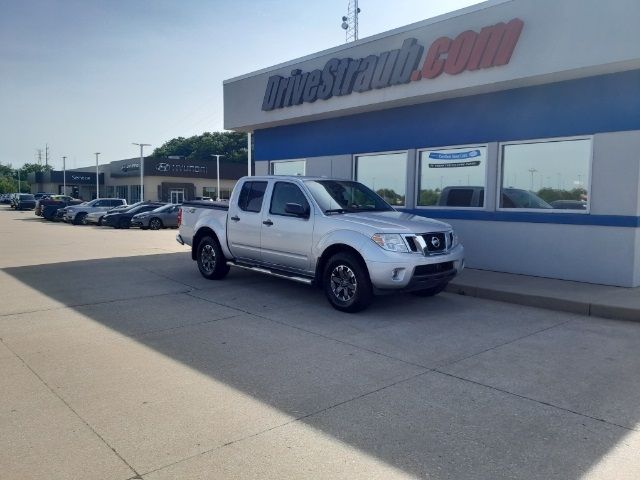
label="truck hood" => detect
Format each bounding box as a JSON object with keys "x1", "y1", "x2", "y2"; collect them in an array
[{"x1": 329, "y1": 211, "x2": 451, "y2": 234}]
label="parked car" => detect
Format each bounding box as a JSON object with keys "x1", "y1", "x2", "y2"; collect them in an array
[
  {"x1": 131, "y1": 204, "x2": 181, "y2": 230},
  {"x1": 13, "y1": 193, "x2": 36, "y2": 210},
  {"x1": 41, "y1": 197, "x2": 84, "y2": 220},
  {"x1": 550, "y1": 199, "x2": 587, "y2": 210},
  {"x1": 437, "y1": 186, "x2": 553, "y2": 209},
  {"x1": 35, "y1": 195, "x2": 75, "y2": 216},
  {"x1": 85, "y1": 200, "x2": 148, "y2": 225},
  {"x1": 63, "y1": 198, "x2": 127, "y2": 225},
  {"x1": 34, "y1": 192, "x2": 54, "y2": 201},
  {"x1": 103, "y1": 202, "x2": 165, "y2": 229},
  {"x1": 178, "y1": 176, "x2": 464, "y2": 312},
  {"x1": 9, "y1": 193, "x2": 20, "y2": 208}
]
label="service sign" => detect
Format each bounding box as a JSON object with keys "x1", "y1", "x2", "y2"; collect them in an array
[
  {"x1": 262, "y1": 19, "x2": 523, "y2": 111},
  {"x1": 49, "y1": 171, "x2": 103, "y2": 184}
]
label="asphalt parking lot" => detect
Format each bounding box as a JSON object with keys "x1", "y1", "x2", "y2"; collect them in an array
[{"x1": 1, "y1": 207, "x2": 639, "y2": 480}]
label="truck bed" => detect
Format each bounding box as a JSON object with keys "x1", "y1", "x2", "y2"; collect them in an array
[{"x1": 182, "y1": 201, "x2": 229, "y2": 211}]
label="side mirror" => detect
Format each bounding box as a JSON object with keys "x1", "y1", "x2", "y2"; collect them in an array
[{"x1": 284, "y1": 202, "x2": 308, "y2": 217}]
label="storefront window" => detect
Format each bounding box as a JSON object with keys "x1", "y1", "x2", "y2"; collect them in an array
[
  {"x1": 130, "y1": 185, "x2": 141, "y2": 203},
  {"x1": 114, "y1": 186, "x2": 127, "y2": 202},
  {"x1": 355, "y1": 152, "x2": 407, "y2": 206},
  {"x1": 203, "y1": 187, "x2": 216, "y2": 198},
  {"x1": 500, "y1": 138, "x2": 591, "y2": 211},
  {"x1": 271, "y1": 160, "x2": 306, "y2": 176},
  {"x1": 418, "y1": 146, "x2": 487, "y2": 207}
]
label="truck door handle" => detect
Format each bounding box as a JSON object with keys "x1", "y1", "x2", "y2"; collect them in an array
[
  {"x1": 230, "y1": 215, "x2": 240, "y2": 222},
  {"x1": 262, "y1": 219, "x2": 273, "y2": 226}
]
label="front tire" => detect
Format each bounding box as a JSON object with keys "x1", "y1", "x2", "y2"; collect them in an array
[
  {"x1": 149, "y1": 218, "x2": 163, "y2": 230},
  {"x1": 323, "y1": 252, "x2": 373, "y2": 313},
  {"x1": 196, "y1": 236, "x2": 229, "y2": 280},
  {"x1": 73, "y1": 212, "x2": 87, "y2": 225},
  {"x1": 410, "y1": 282, "x2": 449, "y2": 297}
]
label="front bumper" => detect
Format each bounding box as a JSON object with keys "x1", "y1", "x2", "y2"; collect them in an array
[{"x1": 364, "y1": 243, "x2": 464, "y2": 292}]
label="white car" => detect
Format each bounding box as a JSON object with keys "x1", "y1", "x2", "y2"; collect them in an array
[{"x1": 63, "y1": 198, "x2": 126, "y2": 225}]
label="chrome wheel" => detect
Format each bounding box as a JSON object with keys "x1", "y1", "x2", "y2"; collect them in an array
[
  {"x1": 330, "y1": 265, "x2": 357, "y2": 302},
  {"x1": 200, "y1": 244, "x2": 216, "y2": 274}
]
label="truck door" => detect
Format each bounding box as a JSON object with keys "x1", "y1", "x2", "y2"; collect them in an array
[
  {"x1": 260, "y1": 181, "x2": 314, "y2": 273},
  {"x1": 226, "y1": 180, "x2": 268, "y2": 262}
]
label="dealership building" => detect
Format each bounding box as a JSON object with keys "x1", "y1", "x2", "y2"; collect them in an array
[
  {"x1": 29, "y1": 156, "x2": 247, "y2": 204},
  {"x1": 223, "y1": 0, "x2": 640, "y2": 287}
]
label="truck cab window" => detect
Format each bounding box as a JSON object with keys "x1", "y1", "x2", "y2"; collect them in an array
[
  {"x1": 238, "y1": 181, "x2": 268, "y2": 213},
  {"x1": 270, "y1": 182, "x2": 309, "y2": 216}
]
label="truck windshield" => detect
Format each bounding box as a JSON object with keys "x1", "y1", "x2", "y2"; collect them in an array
[{"x1": 305, "y1": 180, "x2": 393, "y2": 214}]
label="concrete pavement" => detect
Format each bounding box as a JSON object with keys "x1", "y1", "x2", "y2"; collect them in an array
[{"x1": 1, "y1": 206, "x2": 640, "y2": 480}]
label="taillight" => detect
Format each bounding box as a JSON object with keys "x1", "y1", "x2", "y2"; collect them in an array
[{"x1": 177, "y1": 207, "x2": 182, "y2": 226}]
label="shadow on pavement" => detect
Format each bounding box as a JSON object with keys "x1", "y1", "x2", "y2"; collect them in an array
[{"x1": 2, "y1": 252, "x2": 639, "y2": 478}]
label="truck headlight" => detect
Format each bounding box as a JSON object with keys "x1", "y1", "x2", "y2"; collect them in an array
[
  {"x1": 371, "y1": 233, "x2": 409, "y2": 253},
  {"x1": 450, "y1": 230, "x2": 459, "y2": 248}
]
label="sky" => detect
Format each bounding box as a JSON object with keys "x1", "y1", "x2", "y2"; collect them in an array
[{"x1": 1, "y1": 0, "x2": 483, "y2": 170}]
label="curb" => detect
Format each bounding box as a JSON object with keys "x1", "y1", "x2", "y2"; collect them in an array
[{"x1": 446, "y1": 282, "x2": 640, "y2": 323}]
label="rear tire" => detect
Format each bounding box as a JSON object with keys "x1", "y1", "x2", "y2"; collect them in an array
[
  {"x1": 323, "y1": 252, "x2": 373, "y2": 313},
  {"x1": 196, "y1": 236, "x2": 229, "y2": 280},
  {"x1": 410, "y1": 282, "x2": 449, "y2": 297}
]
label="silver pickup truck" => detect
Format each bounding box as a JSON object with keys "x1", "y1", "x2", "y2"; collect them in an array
[{"x1": 177, "y1": 176, "x2": 464, "y2": 312}]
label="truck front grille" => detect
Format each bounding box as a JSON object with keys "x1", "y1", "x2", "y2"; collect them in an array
[
  {"x1": 414, "y1": 261, "x2": 454, "y2": 276},
  {"x1": 421, "y1": 233, "x2": 446, "y2": 253}
]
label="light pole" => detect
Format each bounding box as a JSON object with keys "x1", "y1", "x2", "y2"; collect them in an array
[
  {"x1": 211, "y1": 154, "x2": 223, "y2": 201},
  {"x1": 132, "y1": 143, "x2": 150, "y2": 202},
  {"x1": 94, "y1": 152, "x2": 100, "y2": 199},
  {"x1": 62, "y1": 156, "x2": 67, "y2": 195},
  {"x1": 247, "y1": 132, "x2": 252, "y2": 177},
  {"x1": 528, "y1": 168, "x2": 537, "y2": 190}
]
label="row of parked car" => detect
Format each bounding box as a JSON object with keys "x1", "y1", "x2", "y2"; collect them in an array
[
  {"x1": 2, "y1": 193, "x2": 181, "y2": 230},
  {"x1": 1, "y1": 192, "x2": 38, "y2": 210}
]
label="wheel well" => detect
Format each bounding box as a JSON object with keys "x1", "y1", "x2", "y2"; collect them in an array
[
  {"x1": 315, "y1": 244, "x2": 369, "y2": 286},
  {"x1": 191, "y1": 227, "x2": 218, "y2": 260}
]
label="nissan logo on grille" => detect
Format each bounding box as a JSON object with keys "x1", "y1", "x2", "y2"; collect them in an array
[{"x1": 424, "y1": 233, "x2": 446, "y2": 253}]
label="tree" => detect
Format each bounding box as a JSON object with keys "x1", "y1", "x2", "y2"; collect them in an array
[
  {"x1": 152, "y1": 131, "x2": 248, "y2": 163},
  {"x1": 0, "y1": 162, "x2": 52, "y2": 193}
]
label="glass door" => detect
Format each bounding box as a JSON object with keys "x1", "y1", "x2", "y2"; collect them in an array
[{"x1": 170, "y1": 189, "x2": 185, "y2": 204}]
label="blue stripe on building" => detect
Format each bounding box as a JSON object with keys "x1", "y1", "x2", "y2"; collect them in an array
[
  {"x1": 400, "y1": 209, "x2": 640, "y2": 228},
  {"x1": 255, "y1": 69, "x2": 640, "y2": 161}
]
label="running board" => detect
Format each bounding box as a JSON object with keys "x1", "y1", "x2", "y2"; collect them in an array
[{"x1": 227, "y1": 261, "x2": 314, "y2": 285}]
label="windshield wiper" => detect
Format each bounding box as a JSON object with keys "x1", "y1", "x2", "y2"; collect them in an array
[{"x1": 324, "y1": 208, "x2": 348, "y2": 214}]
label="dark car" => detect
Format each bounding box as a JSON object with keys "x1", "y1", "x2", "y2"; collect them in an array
[
  {"x1": 36, "y1": 195, "x2": 76, "y2": 216},
  {"x1": 41, "y1": 197, "x2": 84, "y2": 220},
  {"x1": 14, "y1": 194, "x2": 37, "y2": 210},
  {"x1": 103, "y1": 203, "x2": 165, "y2": 229},
  {"x1": 131, "y1": 204, "x2": 181, "y2": 230},
  {"x1": 34, "y1": 192, "x2": 54, "y2": 201}
]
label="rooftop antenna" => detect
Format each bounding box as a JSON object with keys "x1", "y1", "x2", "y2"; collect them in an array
[{"x1": 341, "y1": 0, "x2": 361, "y2": 43}]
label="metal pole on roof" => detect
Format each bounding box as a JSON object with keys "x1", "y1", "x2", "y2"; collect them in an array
[
  {"x1": 247, "y1": 132, "x2": 252, "y2": 177},
  {"x1": 211, "y1": 154, "x2": 223, "y2": 201},
  {"x1": 94, "y1": 152, "x2": 100, "y2": 199}
]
